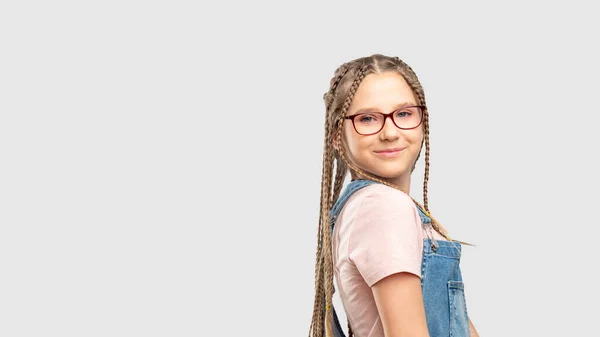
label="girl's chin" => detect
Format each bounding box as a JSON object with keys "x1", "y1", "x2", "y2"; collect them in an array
[
  {"x1": 352, "y1": 161, "x2": 411, "y2": 180},
  {"x1": 371, "y1": 168, "x2": 410, "y2": 180}
]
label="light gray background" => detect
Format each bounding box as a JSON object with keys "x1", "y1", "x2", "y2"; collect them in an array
[{"x1": 1, "y1": 1, "x2": 598, "y2": 336}]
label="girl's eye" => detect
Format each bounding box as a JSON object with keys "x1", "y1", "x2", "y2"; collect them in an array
[
  {"x1": 357, "y1": 114, "x2": 378, "y2": 123},
  {"x1": 396, "y1": 110, "x2": 412, "y2": 118}
]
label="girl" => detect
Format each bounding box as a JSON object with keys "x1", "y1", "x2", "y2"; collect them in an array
[{"x1": 308, "y1": 54, "x2": 479, "y2": 337}]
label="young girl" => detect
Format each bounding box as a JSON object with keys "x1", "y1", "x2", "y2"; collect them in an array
[{"x1": 308, "y1": 54, "x2": 479, "y2": 337}]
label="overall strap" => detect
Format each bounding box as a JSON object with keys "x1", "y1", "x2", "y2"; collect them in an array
[{"x1": 415, "y1": 205, "x2": 432, "y2": 226}]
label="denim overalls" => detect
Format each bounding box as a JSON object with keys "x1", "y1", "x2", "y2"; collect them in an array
[{"x1": 328, "y1": 180, "x2": 469, "y2": 337}]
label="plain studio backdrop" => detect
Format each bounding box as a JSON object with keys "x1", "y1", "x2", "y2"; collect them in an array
[{"x1": 1, "y1": 1, "x2": 598, "y2": 336}]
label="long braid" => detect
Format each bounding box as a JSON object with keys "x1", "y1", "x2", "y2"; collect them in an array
[
  {"x1": 324, "y1": 65, "x2": 350, "y2": 112},
  {"x1": 309, "y1": 256, "x2": 325, "y2": 336},
  {"x1": 310, "y1": 113, "x2": 336, "y2": 337},
  {"x1": 328, "y1": 66, "x2": 351, "y2": 207},
  {"x1": 310, "y1": 63, "x2": 354, "y2": 337},
  {"x1": 315, "y1": 62, "x2": 348, "y2": 283},
  {"x1": 422, "y1": 108, "x2": 432, "y2": 214},
  {"x1": 310, "y1": 60, "x2": 356, "y2": 336},
  {"x1": 323, "y1": 64, "x2": 351, "y2": 205},
  {"x1": 331, "y1": 159, "x2": 347, "y2": 207}
]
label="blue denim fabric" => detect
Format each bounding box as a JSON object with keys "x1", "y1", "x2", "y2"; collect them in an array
[{"x1": 328, "y1": 180, "x2": 469, "y2": 337}]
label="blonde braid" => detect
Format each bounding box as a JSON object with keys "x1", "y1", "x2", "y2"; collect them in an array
[
  {"x1": 315, "y1": 65, "x2": 348, "y2": 273},
  {"x1": 324, "y1": 65, "x2": 350, "y2": 112},
  {"x1": 423, "y1": 108, "x2": 431, "y2": 213},
  {"x1": 328, "y1": 65, "x2": 351, "y2": 207},
  {"x1": 309, "y1": 95, "x2": 338, "y2": 337},
  {"x1": 331, "y1": 159, "x2": 347, "y2": 207},
  {"x1": 313, "y1": 67, "x2": 350, "y2": 327}
]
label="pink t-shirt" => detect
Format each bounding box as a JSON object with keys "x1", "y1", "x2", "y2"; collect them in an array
[{"x1": 331, "y1": 184, "x2": 445, "y2": 337}]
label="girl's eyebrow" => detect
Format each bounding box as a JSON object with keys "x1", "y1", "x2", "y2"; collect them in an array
[{"x1": 353, "y1": 102, "x2": 417, "y2": 115}]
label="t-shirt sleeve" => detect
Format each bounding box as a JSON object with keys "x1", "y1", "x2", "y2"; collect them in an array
[{"x1": 347, "y1": 185, "x2": 423, "y2": 287}]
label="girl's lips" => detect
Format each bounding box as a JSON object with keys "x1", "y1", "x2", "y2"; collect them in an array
[{"x1": 374, "y1": 147, "x2": 405, "y2": 157}]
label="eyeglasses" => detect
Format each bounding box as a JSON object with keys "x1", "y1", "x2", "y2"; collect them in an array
[{"x1": 344, "y1": 105, "x2": 425, "y2": 136}]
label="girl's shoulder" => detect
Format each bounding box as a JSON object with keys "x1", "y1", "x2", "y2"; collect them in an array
[
  {"x1": 350, "y1": 183, "x2": 415, "y2": 209},
  {"x1": 340, "y1": 183, "x2": 421, "y2": 228}
]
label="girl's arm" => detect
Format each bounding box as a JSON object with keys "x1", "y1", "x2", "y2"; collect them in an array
[
  {"x1": 469, "y1": 319, "x2": 480, "y2": 337},
  {"x1": 372, "y1": 272, "x2": 430, "y2": 337}
]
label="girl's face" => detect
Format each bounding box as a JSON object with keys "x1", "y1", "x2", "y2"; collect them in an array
[{"x1": 341, "y1": 72, "x2": 424, "y2": 190}]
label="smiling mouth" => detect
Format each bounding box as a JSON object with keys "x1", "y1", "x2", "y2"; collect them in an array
[
  {"x1": 374, "y1": 148, "x2": 405, "y2": 157},
  {"x1": 375, "y1": 148, "x2": 404, "y2": 153}
]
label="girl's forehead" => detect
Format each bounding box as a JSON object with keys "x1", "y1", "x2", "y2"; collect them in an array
[{"x1": 350, "y1": 72, "x2": 417, "y2": 112}]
